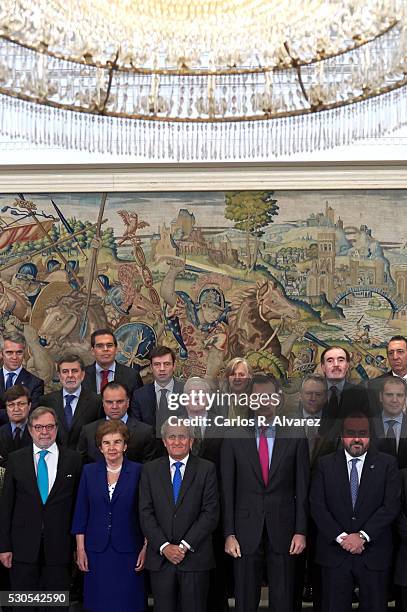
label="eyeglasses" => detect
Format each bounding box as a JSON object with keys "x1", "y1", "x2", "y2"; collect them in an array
[
  {"x1": 31, "y1": 424, "x2": 56, "y2": 432},
  {"x1": 7, "y1": 401, "x2": 29, "y2": 408}
]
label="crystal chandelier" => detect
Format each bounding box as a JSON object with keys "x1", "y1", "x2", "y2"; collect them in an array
[{"x1": 0, "y1": 0, "x2": 407, "y2": 159}]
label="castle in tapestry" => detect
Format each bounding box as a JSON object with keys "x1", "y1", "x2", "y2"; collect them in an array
[{"x1": 0, "y1": 189, "x2": 405, "y2": 391}]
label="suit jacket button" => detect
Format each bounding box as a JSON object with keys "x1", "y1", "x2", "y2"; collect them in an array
[{"x1": 352, "y1": 516, "x2": 356, "y2": 520}]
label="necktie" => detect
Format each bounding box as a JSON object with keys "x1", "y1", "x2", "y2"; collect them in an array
[
  {"x1": 258, "y1": 426, "x2": 269, "y2": 485},
  {"x1": 100, "y1": 370, "x2": 110, "y2": 392},
  {"x1": 328, "y1": 385, "x2": 339, "y2": 418},
  {"x1": 386, "y1": 419, "x2": 398, "y2": 456},
  {"x1": 37, "y1": 449, "x2": 49, "y2": 504},
  {"x1": 172, "y1": 461, "x2": 183, "y2": 503},
  {"x1": 13, "y1": 426, "x2": 21, "y2": 450},
  {"x1": 192, "y1": 426, "x2": 203, "y2": 455},
  {"x1": 350, "y1": 457, "x2": 359, "y2": 508},
  {"x1": 64, "y1": 394, "x2": 76, "y2": 429},
  {"x1": 5, "y1": 372, "x2": 15, "y2": 390},
  {"x1": 158, "y1": 388, "x2": 169, "y2": 428}
]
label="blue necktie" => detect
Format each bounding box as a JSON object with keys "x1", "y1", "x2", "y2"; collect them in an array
[
  {"x1": 350, "y1": 458, "x2": 359, "y2": 508},
  {"x1": 37, "y1": 450, "x2": 49, "y2": 504},
  {"x1": 172, "y1": 461, "x2": 183, "y2": 504},
  {"x1": 5, "y1": 372, "x2": 15, "y2": 390},
  {"x1": 64, "y1": 394, "x2": 76, "y2": 429}
]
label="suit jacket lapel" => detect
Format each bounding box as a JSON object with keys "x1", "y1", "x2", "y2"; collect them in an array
[
  {"x1": 47, "y1": 447, "x2": 68, "y2": 503},
  {"x1": 243, "y1": 431, "x2": 264, "y2": 486},
  {"x1": 176, "y1": 455, "x2": 198, "y2": 508},
  {"x1": 158, "y1": 457, "x2": 175, "y2": 506},
  {"x1": 267, "y1": 430, "x2": 289, "y2": 484},
  {"x1": 57, "y1": 392, "x2": 69, "y2": 434},
  {"x1": 71, "y1": 391, "x2": 90, "y2": 429},
  {"x1": 89, "y1": 364, "x2": 97, "y2": 393},
  {"x1": 336, "y1": 450, "x2": 354, "y2": 515},
  {"x1": 355, "y1": 449, "x2": 377, "y2": 513},
  {"x1": 110, "y1": 458, "x2": 131, "y2": 504}
]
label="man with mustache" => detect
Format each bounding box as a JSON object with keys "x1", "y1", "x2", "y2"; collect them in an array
[
  {"x1": 310, "y1": 413, "x2": 400, "y2": 612},
  {"x1": 319, "y1": 346, "x2": 370, "y2": 436}
]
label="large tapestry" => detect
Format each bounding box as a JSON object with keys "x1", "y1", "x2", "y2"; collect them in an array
[{"x1": 0, "y1": 189, "x2": 404, "y2": 391}]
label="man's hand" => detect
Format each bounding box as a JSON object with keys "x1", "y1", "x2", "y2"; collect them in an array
[
  {"x1": 341, "y1": 533, "x2": 365, "y2": 554},
  {"x1": 0, "y1": 552, "x2": 12, "y2": 568},
  {"x1": 162, "y1": 544, "x2": 186, "y2": 565},
  {"x1": 225, "y1": 535, "x2": 241, "y2": 558},
  {"x1": 289, "y1": 534, "x2": 306, "y2": 555}
]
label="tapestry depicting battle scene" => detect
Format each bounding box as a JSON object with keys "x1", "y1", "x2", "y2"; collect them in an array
[{"x1": 0, "y1": 189, "x2": 405, "y2": 393}]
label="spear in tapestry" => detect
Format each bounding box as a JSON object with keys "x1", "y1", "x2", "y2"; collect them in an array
[
  {"x1": 16, "y1": 194, "x2": 83, "y2": 289},
  {"x1": 79, "y1": 192, "x2": 108, "y2": 340},
  {"x1": 50, "y1": 198, "x2": 88, "y2": 260}
]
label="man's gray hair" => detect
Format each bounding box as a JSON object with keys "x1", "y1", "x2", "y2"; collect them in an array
[
  {"x1": 160, "y1": 418, "x2": 194, "y2": 439},
  {"x1": 28, "y1": 406, "x2": 58, "y2": 428},
  {"x1": 183, "y1": 376, "x2": 212, "y2": 394},
  {"x1": 0, "y1": 332, "x2": 26, "y2": 351}
]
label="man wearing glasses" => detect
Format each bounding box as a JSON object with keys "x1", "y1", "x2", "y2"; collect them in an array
[
  {"x1": 83, "y1": 328, "x2": 143, "y2": 396},
  {"x1": 0, "y1": 406, "x2": 82, "y2": 606},
  {"x1": 0, "y1": 384, "x2": 32, "y2": 467}
]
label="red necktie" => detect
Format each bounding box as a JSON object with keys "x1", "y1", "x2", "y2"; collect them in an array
[
  {"x1": 258, "y1": 427, "x2": 269, "y2": 485},
  {"x1": 100, "y1": 370, "x2": 109, "y2": 392}
]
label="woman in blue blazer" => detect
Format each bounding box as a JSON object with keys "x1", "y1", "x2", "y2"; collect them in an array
[{"x1": 72, "y1": 420, "x2": 146, "y2": 611}]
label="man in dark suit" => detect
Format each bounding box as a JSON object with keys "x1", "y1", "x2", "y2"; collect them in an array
[
  {"x1": 373, "y1": 376, "x2": 407, "y2": 469},
  {"x1": 77, "y1": 381, "x2": 156, "y2": 463},
  {"x1": 221, "y1": 373, "x2": 310, "y2": 612},
  {"x1": 0, "y1": 406, "x2": 82, "y2": 607},
  {"x1": 139, "y1": 420, "x2": 219, "y2": 612},
  {"x1": 0, "y1": 384, "x2": 32, "y2": 467},
  {"x1": 310, "y1": 413, "x2": 401, "y2": 612},
  {"x1": 319, "y1": 346, "x2": 370, "y2": 435},
  {"x1": 366, "y1": 335, "x2": 407, "y2": 416},
  {"x1": 183, "y1": 376, "x2": 228, "y2": 612},
  {"x1": 129, "y1": 345, "x2": 185, "y2": 432},
  {"x1": 298, "y1": 374, "x2": 327, "y2": 465},
  {"x1": 0, "y1": 331, "x2": 44, "y2": 425},
  {"x1": 83, "y1": 327, "x2": 143, "y2": 396},
  {"x1": 40, "y1": 354, "x2": 102, "y2": 450}
]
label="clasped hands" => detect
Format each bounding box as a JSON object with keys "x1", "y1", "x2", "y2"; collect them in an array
[
  {"x1": 163, "y1": 543, "x2": 187, "y2": 565},
  {"x1": 340, "y1": 533, "x2": 365, "y2": 554},
  {"x1": 225, "y1": 534, "x2": 306, "y2": 558}
]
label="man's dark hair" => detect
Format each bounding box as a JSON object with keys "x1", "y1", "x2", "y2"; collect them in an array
[
  {"x1": 149, "y1": 345, "x2": 176, "y2": 364},
  {"x1": 57, "y1": 353, "x2": 85, "y2": 371},
  {"x1": 387, "y1": 335, "x2": 407, "y2": 351},
  {"x1": 101, "y1": 381, "x2": 130, "y2": 399},
  {"x1": 4, "y1": 384, "x2": 31, "y2": 404},
  {"x1": 341, "y1": 412, "x2": 370, "y2": 434},
  {"x1": 251, "y1": 372, "x2": 282, "y2": 394},
  {"x1": 90, "y1": 329, "x2": 117, "y2": 348},
  {"x1": 320, "y1": 345, "x2": 351, "y2": 364}
]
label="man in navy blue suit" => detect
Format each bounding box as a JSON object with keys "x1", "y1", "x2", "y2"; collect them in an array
[
  {"x1": 310, "y1": 413, "x2": 400, "y2": 612},
  {"x1": 0, "y1": 332, "x2": 44, "y2": 425},
  {"x1": 129, "y1": 345, "x2": 185, "y2": 434},
  {"x1": 0, "y1": 384, "x2": 32, "y2": 467}
]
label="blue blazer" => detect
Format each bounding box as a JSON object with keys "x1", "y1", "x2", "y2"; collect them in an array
[{"x1": 72, "y1": 458, "x2": 144, "y2": 554}]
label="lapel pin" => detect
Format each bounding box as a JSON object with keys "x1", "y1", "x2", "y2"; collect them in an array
[
  {"x1": 66, "y1": 474, "x2": 72, "y2": 477},
  {"x1": 370, "y1": 465, "x2": 375, "y2": 469}
]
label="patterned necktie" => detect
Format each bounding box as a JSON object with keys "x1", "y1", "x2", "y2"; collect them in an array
[
  {"x1": 5, "y1": 372, "x2": 15, "y2": 390},
  {"x1": 350, "y1": 457, "x2": 359, "y2": 508},
  {"x1": 37, "y1": 449, "x2": 49, "y2": 504},
  {"x1": 386, "y1": 419, "x2": 397, "y2": 456},
  {"x1": 14, "y1": 426, "x2": 21, "y2": 450},
  {"x1": 258, "y1": 426, "x2": 269, "y2": 485},
  {"x1": 172, "y1": 461, "x2": 183, "y2": 503},
  {"x1": 64, "y1": 394, "x2": 76, "y2": 429},
  {"x1": 100, "y1": 370, "x2": 110, "y2": 392}
]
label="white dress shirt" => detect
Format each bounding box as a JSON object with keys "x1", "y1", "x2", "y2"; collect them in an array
[
  {"x1": 62, "y1": 386, "x2": 81, "y2": 416},
  {"x1": 33, "y1": 442, "x2": 59, "y2": 494},
  {"x1": 336, "y1": 450, "x2": 369, "y2": 543},
  {"x1": 160, "y1": 454, "x2": 191, "y2": 554},
  {"x1": 95, "y1": 362, "x2": 116, "y2": 393}
]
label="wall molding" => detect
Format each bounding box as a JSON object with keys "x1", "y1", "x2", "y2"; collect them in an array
[{"x1": 0, "y1": 161, "x2": 407, "y2": 192}]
